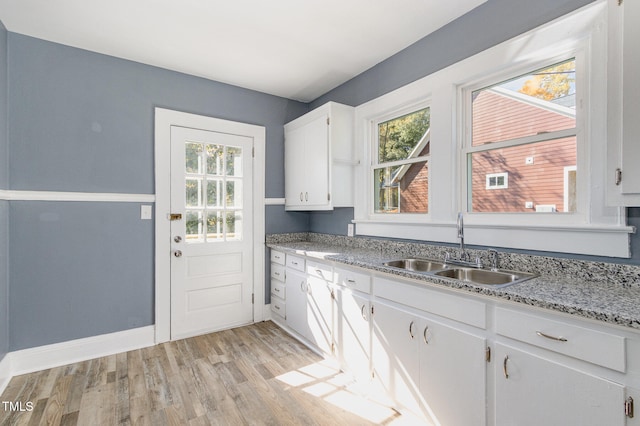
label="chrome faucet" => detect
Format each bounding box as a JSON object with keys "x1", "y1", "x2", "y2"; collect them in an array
[
  {"x1": 488, "y1": 249, "x2": 499, "y2": 271},
  {"x1": 457, "y1": 212, "x2": 469, "y2": 261}
]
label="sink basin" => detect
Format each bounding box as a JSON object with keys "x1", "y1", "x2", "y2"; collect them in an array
[
  {"x1": 434, "y1": 267, "x2": 536, "y2": 288},
  {"x1": 384, "y1": 258, "x2": 448, "y2": 272}
]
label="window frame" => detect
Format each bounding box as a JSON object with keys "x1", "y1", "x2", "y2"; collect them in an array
[
  {"x1": 485, "y1": 172, "x2": 508, "y2": 190},
  {"x1": 353, "y1": 1, "x2": 632, "y2": 257}
]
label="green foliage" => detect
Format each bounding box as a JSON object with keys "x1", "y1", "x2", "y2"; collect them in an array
[{"x1": 378, "y1": 108, "x2": 430, "y2": 163}]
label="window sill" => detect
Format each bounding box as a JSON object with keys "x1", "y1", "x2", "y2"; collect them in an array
[{"x1": 353, "y1": 219, "x2": 635, "y2": 258}]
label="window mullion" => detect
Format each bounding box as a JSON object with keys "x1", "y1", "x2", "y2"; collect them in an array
[{"x1": 465, "y1": 127, "x2": 577, "y2": 154}]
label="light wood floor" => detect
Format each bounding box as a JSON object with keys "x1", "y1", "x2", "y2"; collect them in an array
[{"x1": 0, "y1": 321, "x2": 405, "y2": 425}]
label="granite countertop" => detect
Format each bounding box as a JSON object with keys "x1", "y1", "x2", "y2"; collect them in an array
[{"x1": 266, "y1": 234, "x2": 640, "y2": 331}]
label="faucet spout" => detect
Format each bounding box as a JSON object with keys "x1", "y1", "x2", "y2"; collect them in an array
[{"x1": 457, "y1": 212, "x2": 468, "y2": 260}]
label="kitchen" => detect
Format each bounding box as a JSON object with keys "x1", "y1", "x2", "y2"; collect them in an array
[{"x1": 1, "y1": 0, "x2": 640, "y2": 424}]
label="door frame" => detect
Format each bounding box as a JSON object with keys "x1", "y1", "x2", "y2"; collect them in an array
[{"x1": 154, "y1": 107, "x2": 266, "y2": 343}]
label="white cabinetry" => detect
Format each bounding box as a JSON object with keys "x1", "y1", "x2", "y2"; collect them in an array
[
  {"x1": 608, "y1": 0, "x2": 640, "y2": 205},
  {"x1": 495, "y1": 343, "x2": 625, "y2": 426},
  {"x1": 270, "y1": 250, "x2": 286, "y2": 322},
  {"x1": 372, "y1": 277, "x2": 487, "y2": 423},
  {"x1": 283, "y1": 255, "x2": 334, "y2": 356},
  {"x1": 334, "y1": 267, "x2": 372, "y2": 383},
  {"x1": 284, "y1": 102, "x2": 355, "y2": 211}
]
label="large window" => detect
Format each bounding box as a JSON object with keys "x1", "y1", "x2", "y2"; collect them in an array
[
  {"x1": 354, "y1": 2, "x2": 630, "y2": 257},
  {"x1": 373, "y1": 108, "x2": 430, "y2": 214},
  {"x1": 466, "y1": 59, "x2": 577, "y2": 213}
]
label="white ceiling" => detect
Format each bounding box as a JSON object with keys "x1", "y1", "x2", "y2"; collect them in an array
[{"x1": 0, "y1": 0, "x2": 486, "y2": 102}]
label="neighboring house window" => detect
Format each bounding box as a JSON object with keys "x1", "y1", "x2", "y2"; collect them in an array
[
  {"x1": 374, "y1": 107, "x2": 430, "y2": 214},
  {"x1": 486, "y1": 172, "x2": 508, "y2": 189},
  {"x1": 465, "y1": 59, "x2": 577, "y2": 213}
]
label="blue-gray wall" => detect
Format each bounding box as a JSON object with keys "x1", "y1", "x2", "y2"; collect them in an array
[
  {"x1": 0, "y1": 19, "x2": 8, "y2": 363},
  {"x1": 6, "y1": 33, "x2": 307, "y2": 350},
  {"x1": 308, "y1": 0, "x2": 640, "y2": 265}
]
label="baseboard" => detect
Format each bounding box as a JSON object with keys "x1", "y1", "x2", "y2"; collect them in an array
[
  {"x1": 9, "y1": 325, "x2": 155, "y2": 377},
  {"x1": 0, "y1": 353, "x2": 11, "y2": 395}
]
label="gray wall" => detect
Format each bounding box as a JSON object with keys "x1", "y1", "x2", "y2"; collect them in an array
[
  {"x1": 308, "y1": 0, "x2": 640, "y2": 265},
  {"x1": 7, "y1": 33, "x2": 307, "y2": 351},
  {"x1": 0, "y1": 20, "x2": 8, "y2": 363}
]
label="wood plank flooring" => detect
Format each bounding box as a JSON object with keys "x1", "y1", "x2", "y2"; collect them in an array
[{"x1": 0, "y1": 321, "x2": 405, "y2": 425}]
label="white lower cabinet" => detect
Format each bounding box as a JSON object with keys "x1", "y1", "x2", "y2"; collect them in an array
[
  {"x1": 495, "y1": 343, "x2": 626, "y2": 426},
  {"x1": 284, "y1": 265, "x2": 333, "y2": 356},
  {"x1": 372, "y1": 300, "x2": 487, "y2": 424},
  {"x1": 334, "y1": 287, "x2": 371, "y2": 383}
]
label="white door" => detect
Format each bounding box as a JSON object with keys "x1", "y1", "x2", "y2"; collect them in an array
[{"x1": 170, "y1": 125, "x2": 254, "y2": 339}]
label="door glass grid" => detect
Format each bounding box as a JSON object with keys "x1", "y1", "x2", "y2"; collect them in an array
[{"x1": 185, "y1": 142, "x2": 243, "y2": 243}]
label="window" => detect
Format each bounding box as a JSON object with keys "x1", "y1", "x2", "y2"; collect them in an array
[
  {"x1": 373, "y1": 107, "x2": 430, "y2": 214},
  {"x1": 486, "y1": 172, "x2": 508, "y2": 189},
  {"x1": 466, "y1": 59, "x2": 577, "y2": 213},
  {"x1": 354, "y1": 2, "x2": 630, "y2": 257}
]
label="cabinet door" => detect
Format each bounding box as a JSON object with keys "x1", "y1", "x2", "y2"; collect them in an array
[
  {"x1": 306, "y1": 276, "x2": 333, "y2": 355},
  {"x1": 336, "y1": 289, "x2": 371, "y2": 382},
  {"x1": 303, "y1": 115, "x2": 330, "y2": 207},
  {"x1": 419, "y1": 317, "x2": 486, "y2": 426},
  {"x1": 284, "y1": 125, "x2": 307, "y2": 208},
  {"x1": 285, "y1": 269, "x2": 309, "y2": 339},
  {"x1": 495, "y1": 343, "x2": 625, "y2": 426},
  {"x1": 372, "y1": 301, "x2": 421, "y2": 414}
]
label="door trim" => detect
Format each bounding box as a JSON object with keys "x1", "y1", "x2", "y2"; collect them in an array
[{"x1": 154, "y1": 108, "x2": 266, "y2": 343}]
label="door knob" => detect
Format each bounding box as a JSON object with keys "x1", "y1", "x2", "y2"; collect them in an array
[
  {"x1": 173, "y1": 250, "x2": 183, "y2": 258},
  {"x1": 174, "y1": 236, "x2": 182, "y2": 243}
]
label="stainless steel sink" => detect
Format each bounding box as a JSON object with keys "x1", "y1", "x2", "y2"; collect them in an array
[
  {"x1": 382, "y1": 257, "x2": 536, "y2": 288},
  {"x1": 383, "y1": 258, "x2": 448, "y2": 272},
  {"x1": 434, "y1": 267, "x2": 536, "y2": 288}
]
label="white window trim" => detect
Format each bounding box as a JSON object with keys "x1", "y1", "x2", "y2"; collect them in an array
[
  {"x1": 353, "y1": 0, "x2": 633, "y2": 258},
  {"x1": 486, "y1": 172, "x2": 508, "y2": 190}
]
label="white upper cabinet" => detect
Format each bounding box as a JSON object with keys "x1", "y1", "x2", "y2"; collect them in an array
[
  {"x1": 608, "y1": 0, "x2": 640, "y2": 205},
  {"x1": 284, "y1": 102, "x2": 355, "y2": 211}
]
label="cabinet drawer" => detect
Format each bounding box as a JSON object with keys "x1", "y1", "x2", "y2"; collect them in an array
[
  {"x1": 271, "y1": 279, "x2": 286, "y2": 300},
  {"x1": 335, "y1": 267, "x2": 371, "y2": 294},
  {"x1": 496, "y1": 308, "x2": 626, "y2": 372},
  {"x1": 286, "y1": 254, "x2": 305, "y2": 272},
  {"x1": 271, "y1": 263, "x2": 285, "y2": 282},
  {"x1": 271, "y1": 296, "x2": 286, "y2": 319},
  {"x1": 306, "y1": 259, "x2": 333, "y2": 282},
  {"x1": 270, "y1": 250, "x2": 285, "y2": 266},
  {"x1": 374, "y1": 276, "x2": 486, "y2": 329}
]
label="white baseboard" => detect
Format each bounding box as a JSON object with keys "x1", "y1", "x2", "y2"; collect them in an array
[
  {"x1": 0, "y1": 353, "x2": 11, "y2": 395},
  {"x1": 9, "y1": 325, "x2": 155, "y2": 377}
]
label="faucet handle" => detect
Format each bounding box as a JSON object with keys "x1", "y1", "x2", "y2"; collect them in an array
[{"x1": 488, "y1": 249, "x2": 499, "y2": 270}]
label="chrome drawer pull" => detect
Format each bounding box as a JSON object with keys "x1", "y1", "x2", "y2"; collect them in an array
[
  {"x1": 361, "y1": 304, "x2": 367, "y2": 321},
  {"x1": 423, "y1": 326, "x2": 429, "y2": 344},
  {"x1": 409, "y1": 321, "x2": 415, "y2": 339},
  {"x1": 536, "y1": 331, "x2": 568, "y2": 342},
  {"x1": 503, "y1": 355, "x2": 509, "y2": 379}
]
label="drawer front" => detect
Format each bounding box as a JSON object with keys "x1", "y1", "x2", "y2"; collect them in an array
[
  {"x1": 374, "y1": 276, "x2": 486, "y2": 329},
  {"x1": 271, "y1": 296, "x2": 286, "y2": 319},
  {"x1": 271, "y1": 279, "x2": 286, "y2": 300},
  {"x1": 286, "y1": 254, "x2": 305, "y2": 272},
  {"x1": 335, "y1": 267, "x2": 371, "y2": 294},
  {"x1": 496, "y1": 307, "x2": 625, "y2": 372},
  {"x1": 306, "y1": 259, "x2": 333, "y2": 282},
  {"x1": 271, "y1": 263, "x2": 285, "y2": 282},
  {"x1": 270, "y1": 250, "x2": 286, "y2": 266}
]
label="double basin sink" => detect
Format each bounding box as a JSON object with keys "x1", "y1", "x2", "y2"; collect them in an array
[{"x1": 383, "y1": 258, "x2": 537, "y2": 288}]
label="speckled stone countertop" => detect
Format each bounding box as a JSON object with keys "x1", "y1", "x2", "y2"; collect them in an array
[{"x1": 266, "y1": 233, "x2": 640, "y2": 331}]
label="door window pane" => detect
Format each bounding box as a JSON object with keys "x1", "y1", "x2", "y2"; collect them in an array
[
  {"x1": 185, "y1": 178, "x2": 202, "y2": 208},
  {"x1": 185, "y1": 211, "x2": 203, "y2": 242},
  {"x1": 185, "y1": 143, "x2": 203, "y2": 174},
  {"x1": 226, "y1": 180, "x2": 242, "y2": 208},
  {"x1": 206, "y1": 211, "x2": 222, "y2": 240},
  {"x1": 206, "y1": 179, "x2": 221, "y2": 208},
  {"x1": 226, "y1": 146, "x2": 242, "y2": 177},
  {"x1": 225, "y1": 211, "x2": 242, "y2": 241},
  {"x1": 206, "y1": 144, "x2": 223, "y2": 176}
]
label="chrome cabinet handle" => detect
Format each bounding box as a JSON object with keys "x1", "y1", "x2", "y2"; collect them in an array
[
  {"x1": 305, "y1": 192, "x2": 308, "y2": 201},
  {"x1": 536, "y1": 331, "x2": 568, "y2": 342},
  {"x1": 423, "y1": 326, "x2": 430, "y2": 344},
  {"x1": 300, "y1": 281, "x2": 305, "y2": 292},
  {"x1": 503, "y1": 355, "x2": 509, "y2": 379},
  {"x1": 409, "y1": 321, "x2": 415, "y2": 339},
  {"x1": 274, "y1": 287, "x2": 280, "y2": 293},
  {"x1": 361, "y1": 304, "x2": 367, "y2": 320}
]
